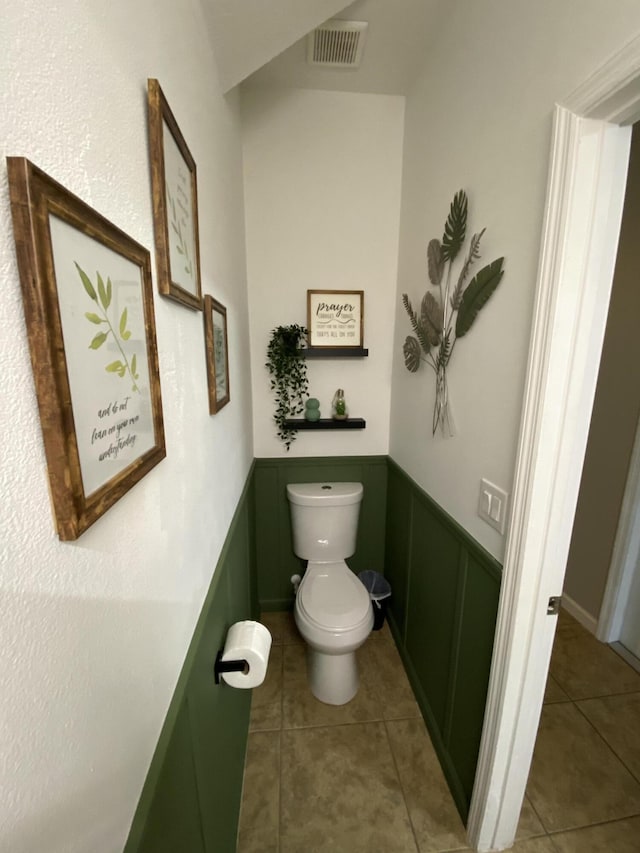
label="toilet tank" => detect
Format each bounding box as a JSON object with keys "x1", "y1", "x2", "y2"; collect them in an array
[{"x1": 286, "y1": 482, "x2": 363, "y2": 562}]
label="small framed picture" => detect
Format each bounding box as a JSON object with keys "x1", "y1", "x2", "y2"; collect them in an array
[
  {"x1": 204, "y1": 295, "x2": 230, "y2": 413},
  {"x1": 307, "y1": 290, "x2": 364, "y2": 348},
  {"x1": 7, "y1": 157, "x2": 166, "y2": 540},
  {"x1": 147, "y1": 78, "x2": 202, "y2": 310}
]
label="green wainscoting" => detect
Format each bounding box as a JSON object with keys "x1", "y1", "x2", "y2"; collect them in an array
[
  {"x1": 124, "y1": 455, "x2": 501, "y2": 849},
  {"x1": 124, "y1": 467, "x2": 258, "y2": 853},
  {"x1": 384, "y1": 459, "x2": 502, "y2": 821},
  {"x1": 253, "y1": 456, "x2": 388, "y2": 610}
]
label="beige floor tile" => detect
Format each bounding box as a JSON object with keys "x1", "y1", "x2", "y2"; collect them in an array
[
  {"x1": 249, "y1": 644, "x2": 283, "y2": 732},
  {"x1": 526, "y1": 702, "x2": 640, "y2": 832},
  {"x1": 282, "y1": 643, "x2": 382, "y2": 728},
  {"x1": 543, "y1": 675, "x2": 569, "y2": 705},
  {"x1": 238, "y1": 731, "x2": 280, "y2": 834},
  {"x1": 555, "y1": 611, "x2": 586, "y2": 639},
  {"x1": 549, "y1": 623, "x2": 640, "y2": 700},
  {"x1": 236, "y1": 825, "x2": 278, "y2": 853},
  {"x1": 508, "y1": 838, "x2": 557, "y2": 852},
  {"x1": 280, "y1": 722, "x2": 418, "y2": 853},
  {"x1": 386, "y1": 717, "x2": 467, "y2": 853},
  {"x1": 260, "y1": 610, "x2": 302, "y2": 646},
  {"x1": 359, "y1": 635, "x2": 421, "y2": 721},
  {"x1": 516, "y1": 797, "x2": 546, "y2": 841},
  {"x1": 367, "y1": 621, "x2": 393, "y2": 641},
  {"x1": 549, "y1": 815, "x2": 640, "y2": 851},
  {"x1": 577, "y1": 692, "x2": 640, "y2": 781}
]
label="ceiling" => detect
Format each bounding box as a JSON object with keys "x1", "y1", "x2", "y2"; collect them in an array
[
  {"x1": 204, "y1": 0, "x2": 445, "y2": 96},
  {"x1": 203, "y1": 0, "x2": 353, "y2": 92}
]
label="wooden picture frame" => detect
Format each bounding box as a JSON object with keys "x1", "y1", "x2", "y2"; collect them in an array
[
  {"x1": 307, "y1": 289, "x2": 364, "y2": 348},
  {"x1": 204, "y1": 295, "x2": 230, "y2": 414},
  {"x1": 7, "y1": 157, "x2": 166, "y2": 540},
  {"x1": 147, "y1": 78, "x2": 202, "y2": 310}
]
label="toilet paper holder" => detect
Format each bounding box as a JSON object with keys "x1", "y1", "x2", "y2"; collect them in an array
[{"x1": 214, "y1": 649, "x2": 249, "y2": 684}]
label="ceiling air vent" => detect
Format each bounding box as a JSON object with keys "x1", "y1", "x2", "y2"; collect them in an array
[{"x1": 307, "y1": 20, "x2": 368, "y2": 69}]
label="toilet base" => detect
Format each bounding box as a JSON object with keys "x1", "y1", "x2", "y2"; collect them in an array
[{"x1": 307, "y1": 648, "x2": 359, "y2": 705}]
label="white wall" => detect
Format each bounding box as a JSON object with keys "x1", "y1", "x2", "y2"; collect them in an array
[
  {"x1": 242, "y1": 86, "x2": 404, "y2": 458},
  {"x1": 389, "y1": 0, "x2": 640, "y2": 561},
  {"x1": 0, "y1": 2, "x2": 253, "y2": 851}
]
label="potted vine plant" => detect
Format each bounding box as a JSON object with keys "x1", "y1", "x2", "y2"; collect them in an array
[
  {"x1": 402, "y1": 190, "x2": 505, "y2": 436},
  {"x1": 266, "y1": 324, "x2": 309, "y2": 450}
]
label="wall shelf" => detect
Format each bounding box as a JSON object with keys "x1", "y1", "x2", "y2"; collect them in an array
[
  {"x1": 284, "y1": 418, "x2": 366, "y2": 431},
  {"x1": 302, "y1": 347, "x2": 368, "y2": 358}
]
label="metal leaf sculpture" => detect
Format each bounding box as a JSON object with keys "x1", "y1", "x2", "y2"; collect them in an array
[
  {"x1": 427, "y1": 238, "x2": 445, "y2": 286},
  {"x1": 456, "y1": 257, "x2": 504, "y2": 338},
  {"x1": 451, "y1": 229, "x2": 485, "y2": 310},
  {"x1": 403, "y1": 336, "x2": 421, "y2": 372},
  {"x1": 421, "y1": 292, "x2": 443, "y2": 346},
  {"x1": 402, "y1": 293, "x2": 431, "y2": 355},
  {"x1": 401, "y1": 190, "x2": 505, "y2": 436},
  {"x1": 441, "y1": 190, "x2": 467, "y2": 262}
]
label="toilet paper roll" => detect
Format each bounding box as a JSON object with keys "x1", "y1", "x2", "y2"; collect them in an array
[{"x1": 221, "y1": 620, "x2": 272, "y2": 688}]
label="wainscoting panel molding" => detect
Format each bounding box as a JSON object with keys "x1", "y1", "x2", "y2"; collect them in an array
[
  {"x1": 385, "y1": 459, "x2": 502, "y2": 820},
  {"x1": 124, "y1": 467, "x2": 257, "y2": 853},
  {"x1": 124, "y1": 456, "x2": 500, "y2": 847}
]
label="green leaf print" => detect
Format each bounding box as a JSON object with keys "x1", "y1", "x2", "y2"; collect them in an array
[
  {"x1": 77, "y1": 263, "x2": 140, "y2": 392},
  {"x1": 90, "y1": 332, "x2": 108, "y2": 349}
]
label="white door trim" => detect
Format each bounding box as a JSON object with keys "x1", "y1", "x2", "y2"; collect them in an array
[
  {"x1": 466, "y1": 35, "x2": 640, "y2": 852},
  {"x1": 598, "y1": 415, "x2": 640, "y2": 642}
]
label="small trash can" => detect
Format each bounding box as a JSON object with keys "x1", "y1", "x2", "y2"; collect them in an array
[{"x1": 358, "y1": 570, "x2": 392, "y2": 631}]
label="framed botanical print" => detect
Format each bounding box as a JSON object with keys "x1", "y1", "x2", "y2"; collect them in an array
[
  {"x1": 7, "y1": 157, "x2": 166, "y2": 540},
  {"x1": 204, "y1": 295, "x2": 230, "y2": 414},
  {"x1": 147, "y1": 78, "x2": 203, "y2": 310}
]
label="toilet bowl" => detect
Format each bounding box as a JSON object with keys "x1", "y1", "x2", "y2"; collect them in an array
[{"x1": 287, "y1": 482, "x2": 373, "y2": 705}]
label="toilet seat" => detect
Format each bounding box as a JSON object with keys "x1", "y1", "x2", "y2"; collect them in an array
[{"x1": 297, "y1": 561, "x2": 371, "y2": 631}]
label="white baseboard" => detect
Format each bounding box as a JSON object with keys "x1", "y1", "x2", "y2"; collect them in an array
[
  {"x1": 561, "y1": 594, "x2": 599, "y2": 636},
  {"x1": 611, "y1": 642, "x2": 640, "y2": 673}
]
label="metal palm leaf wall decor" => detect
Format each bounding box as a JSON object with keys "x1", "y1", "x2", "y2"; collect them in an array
[{"x1": 402, "y1": 190, "x2": 505, "y2": 436}]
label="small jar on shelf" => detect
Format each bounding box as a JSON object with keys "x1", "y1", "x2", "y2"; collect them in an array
[{"x1": 332, "y1": 388, "x2": 348, "y2": 421}]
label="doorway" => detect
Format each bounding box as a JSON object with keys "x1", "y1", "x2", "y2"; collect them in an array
[
  {"x1": 562, "y1": 123, "x2": 640, "y2": 664},
  {"x1": 619, "y1": 554, "x2": 640, "y2": 664},
  {"x1": 520, "y1": 121, "x2": 640, "y2": 844},
  {"x1": 467, "y1": 35, "x2": 640, "y2": 852}
]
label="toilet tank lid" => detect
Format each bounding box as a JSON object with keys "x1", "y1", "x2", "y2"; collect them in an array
[{"x1": 286, "y1": 482, "x2": 363, "y2": 507}]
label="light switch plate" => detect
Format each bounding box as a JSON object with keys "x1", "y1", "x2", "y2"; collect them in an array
[{"x1": 478, "y1": 478, "x2": 509, "y2": 535}]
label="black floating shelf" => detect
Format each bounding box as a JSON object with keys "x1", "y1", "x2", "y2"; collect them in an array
[
  {"x1": 302, "y1": 347, "x2": 368, "y2": 358},
  {"x1": 284, "y1": 418, "x2": 366, "y2": 431}
]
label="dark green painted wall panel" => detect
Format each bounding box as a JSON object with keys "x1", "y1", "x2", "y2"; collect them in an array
[
  {"x1": 384, "y1": 462, "x2": 411, "y2": 638},
  {"x1": 186, "y1": 498, "x2": 254, "y2": 852},
  {"x1": 136, "y1": 700, "x2": 206, "y2": 853},
  {"x1": 357, "y1": 459, "x2": 388, "y2": 575},
  {"x1": 447, "y1": 553, "x2": 501, "y2": 801},
  {"x1": 254, "y1": 456, "x2": 387, "y2": 610},
  {"x1": 124, "y1": 469, "x2": 256, "y2": 853},
  {"x1": 384, "y1": 459, "x2": 502, "y2": 822},
  {"x1": 127, "y1": 456, "x2": 500, "y2": 848},
  {"x1": 406, "y1": 493, "x2": 461, "y2": 733},
  {"x1": 254, "y1": 465, "x2": 281, "y2": 606}
]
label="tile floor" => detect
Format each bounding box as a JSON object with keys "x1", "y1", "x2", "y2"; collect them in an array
[{"x1": 237, "y1": 611, "x2": 640, "y2": 852}]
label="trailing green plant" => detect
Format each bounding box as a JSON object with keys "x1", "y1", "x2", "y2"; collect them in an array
[
  {"x1": 402, "y1": 190, "x2": 505, "y2": 435},
  {"x1": 266, "y1": 324, "x2": 309, "y2": 450}
]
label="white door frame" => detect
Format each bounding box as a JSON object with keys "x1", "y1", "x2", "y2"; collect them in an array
[{"x1": 467, "y1": 36, "x2": 640, "y2": 852}]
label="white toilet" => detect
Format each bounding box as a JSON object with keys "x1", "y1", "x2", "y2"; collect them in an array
[{"x1": 286, "y1": 482, "x2": 374, "y2": 705}]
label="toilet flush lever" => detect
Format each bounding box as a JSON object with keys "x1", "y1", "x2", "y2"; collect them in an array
[{"x1": 547, "y1": 596, "x2": 562, "y2": 615}]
